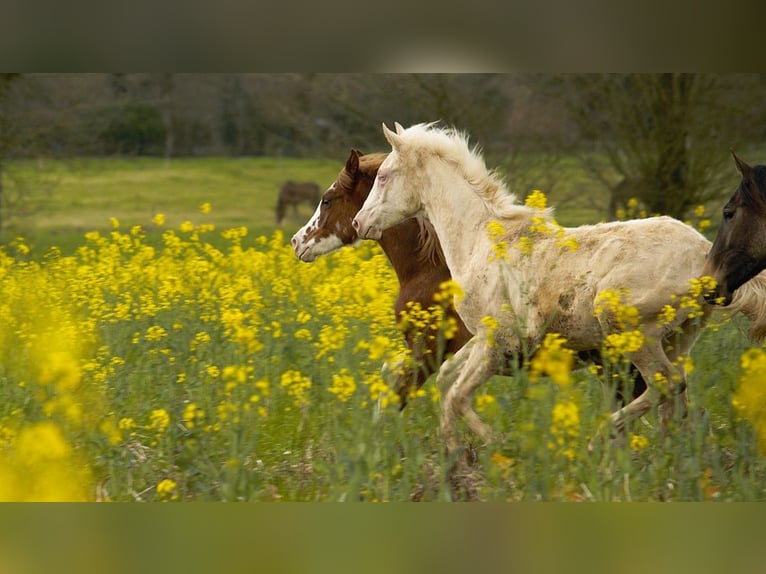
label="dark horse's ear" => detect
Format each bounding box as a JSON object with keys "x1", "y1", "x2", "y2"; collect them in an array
[
  {"x1": 346, "y1": 149, "x2": 362, "y2": 174},
  {"x1": 732, "y1": 150, "x2": 752, "y2": 179}
]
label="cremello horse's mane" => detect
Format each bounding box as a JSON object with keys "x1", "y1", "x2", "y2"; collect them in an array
[{"x1": 400, "y1": 122, "x2": 555, "y2": 222}]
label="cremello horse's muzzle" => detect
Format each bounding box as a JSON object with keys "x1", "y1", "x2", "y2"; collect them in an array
[{"x1": 351, "y1": 214, "x2": 382, "y2": 240}]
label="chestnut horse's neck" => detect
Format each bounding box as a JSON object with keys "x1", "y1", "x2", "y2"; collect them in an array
[{"x1": 378, "y1": 219, "x2": 441, "y2": 286}]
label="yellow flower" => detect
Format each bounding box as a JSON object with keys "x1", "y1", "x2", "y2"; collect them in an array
[
  {"x1": 280, "y1": 370, "x2": 312, "y2": 408},
  {"x1": 486, "y1": 220, "x2": 508, "y2": 261},
  {"x1": 549, "y1": 399, "x2": 580, "y2": 461},
  {"x1": 630, "y1": 433, "x2": 649, "y2": 451},
  {"x1": 475, "y1": 393, "x2": 497, "y2": 415},
  {"x1": 530, "y1": 333, "x2": 574, "y2": 386},
  {"x1": 329, "y1": 369, "x2": 356, "y2": 402},
  {"x1": 480, "y1": 315, "x2": 500, "y2": 347},
  {"x1": 182, "y1": 403, "x2": 204, "y2": 429},
  {"x1": 152, "y1": 213, "x2": 166, "y2": 226},
  {"x1": 364, "y1": 372, "x2": 395, "y2": 410},
  {"x1": 145, "y1": 325, "x2": 168, "y2": 342},
  {"x1": 157, "y1": 479, "x2": 178, "y2": 501},
  {"x1": 149, "y1": 408, "x2": 170, "y2": 433},
  {"x1": 525, "y1": 189, "x2": 548, "y2": 210},
  {"x1": 658, "y1": 304, "x2": 677, "y2": 327},
  {"x1": 603, "y1": 330, "x2": 644, "y2": 363},
  {"x1": 732, "y1": 348, "x2": 766, "y2": 453},
  {"x1": 200, "y1": 202, "x2": 212, "y2": 214},
  {"x1": 433, "y1": 279, "x2": 464, "y2": 304},
  {"x1": 517, "y1": 235, "x2": 533, "y2": 255},
  {"x1": 118, "y1": 417, "x2": 136, "y2": 431}
]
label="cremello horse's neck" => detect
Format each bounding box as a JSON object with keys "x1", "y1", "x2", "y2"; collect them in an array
[{"x1": 419, "y1": 161, "x2": 496, "y2": 285}]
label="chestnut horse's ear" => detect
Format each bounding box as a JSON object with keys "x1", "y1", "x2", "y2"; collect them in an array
[
  {"x1": 382, "y1": 123, "x2": 403, "y2": 149},
  {"x1": 394, "y1": 122, "x2": 405, "y2": 134},
  {"x1": 732, "y1": 150, "x2": 752, "y2": 179},
  {"x1": 346, "y1": 149, "x2": 361, "y2": 174}
]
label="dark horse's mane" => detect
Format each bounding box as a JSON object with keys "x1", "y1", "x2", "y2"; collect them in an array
[{"x1": 355, "y1": 152, "x2": 446, "y2": 267}]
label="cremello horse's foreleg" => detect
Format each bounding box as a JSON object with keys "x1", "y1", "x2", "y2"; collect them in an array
[
  {"x1": 609, "y1": 334, "x2": 687, "y2": 436},
  {"x1": 437, "y1": 337, "x2": 501, "y2": 455}
]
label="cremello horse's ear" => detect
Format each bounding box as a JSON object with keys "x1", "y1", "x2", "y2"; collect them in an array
[
  {"x1": 394, "y1": 122, "x2": 404, "y2": 134},
  {"x1": 382, "y1": 123, "x2": 403, "y2": 149}
]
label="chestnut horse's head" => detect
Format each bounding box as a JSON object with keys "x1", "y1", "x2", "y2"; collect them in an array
[
  {"x1": 291, "y1": 149, "x2": 386, "y2": 262},
  {"x1": 703, "y1": 153, "x2": 766, "y2": 305}
]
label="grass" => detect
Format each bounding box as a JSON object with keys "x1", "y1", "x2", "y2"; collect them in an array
[
  {"x1": 2, "y1": 156, "x2": 343, "y2": 253},
  {"x1": 0, "y1": 156, "x2": 764, "y2": 502}
]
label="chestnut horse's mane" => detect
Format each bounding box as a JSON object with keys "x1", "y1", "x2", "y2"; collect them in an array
[{"x1": 356, "y1": 151, "x2": 446, "y2": 267}]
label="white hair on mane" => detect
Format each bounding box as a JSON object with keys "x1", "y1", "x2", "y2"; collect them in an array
[{"x1": 399, "y1": 122, "x2": 554, "y2": 222}]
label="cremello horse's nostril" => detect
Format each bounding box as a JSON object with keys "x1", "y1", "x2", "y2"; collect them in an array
[{"x1": 352, "y1": 218, "x2": 360, "y2": 231}]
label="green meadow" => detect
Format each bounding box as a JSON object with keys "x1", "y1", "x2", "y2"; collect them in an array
[
  {"x1": 1, "y1": 156, "x2": 764, "y2": 502},
  {"x1": 4, "y1": 157, "x2": 343, "y2": 253}
]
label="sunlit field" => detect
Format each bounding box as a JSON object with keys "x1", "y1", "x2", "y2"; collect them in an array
[{"x1": 2, "y1": 158, "x2": 766, "y2": 501}]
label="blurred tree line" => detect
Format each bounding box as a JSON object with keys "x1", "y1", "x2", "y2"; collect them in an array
[{"x1": 1, "y1": 73, "x2": 766, "y2": 227}]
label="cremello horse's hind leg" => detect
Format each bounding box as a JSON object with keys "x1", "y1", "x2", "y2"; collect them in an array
[{"x1": 437, "y1": 337, "x2": 502, "y2": 455}]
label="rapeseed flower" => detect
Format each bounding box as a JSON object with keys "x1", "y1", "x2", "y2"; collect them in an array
[
  {"x1": 149, "y1": 409, "x2": 170, "y2": 433},
  {"x1": 530, "y1": 333, "x2": 574, "y2": 387},
  {"x1": 732, "y1": 348, "x2": 766, "y2": 453},
  {"x1": 157, "y1": 478, "x2": 179, "y2": 501},
  {"x1": 329, "y1": 369, "x2": 357, "y2": 402}
]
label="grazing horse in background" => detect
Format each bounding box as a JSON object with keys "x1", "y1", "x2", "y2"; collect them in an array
[
  {"x1": 291, "y1": 149, "x2": 473, "y2": 408},
  {"x1": 703, "y1": 153, "x2": 766, "y2": 306},
  {"x1": 292, "y1": 149, "x2": 649, "y2": 411},
  {"x1": 276, "y1": 180, "x2": 321, "y2": 225},
  {"x1": 352, "y1": 122, "x2": 766, "y2": 461}
]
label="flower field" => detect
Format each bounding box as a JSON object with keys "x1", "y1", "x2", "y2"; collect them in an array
[{"x1": 2, "y1": 193, "x2": 766, "y2": 501}]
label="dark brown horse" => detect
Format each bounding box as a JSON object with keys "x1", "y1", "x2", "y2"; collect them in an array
[
  {"x1": 291, "y1": 149, "x2": 473, "y2": 408},
  {"x1": 703, "y1": 153, "x2": 766, "y2": 305},
  {"x1": 292, "y1": 149, "x2": 646, "y2": 409},
  {"x1": 276, "y1": 181, "x2": 321, "y2": 225}
]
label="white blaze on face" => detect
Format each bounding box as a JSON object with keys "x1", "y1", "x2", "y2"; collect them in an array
[
  {"x1": 291, "y1": 201, "x2": 322, "y2": 252},
  {"x1": 291, "y1": 195, "x2": 344, "y2": 262}
]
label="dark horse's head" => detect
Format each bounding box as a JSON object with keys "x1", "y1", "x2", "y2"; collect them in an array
[{"x1": 703, "y1": 152, "x2": 766, "y2": 305}]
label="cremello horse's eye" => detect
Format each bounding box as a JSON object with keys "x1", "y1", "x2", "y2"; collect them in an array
[{"x1": 377, "y1": 172, "x2": 388, "y2": 184}]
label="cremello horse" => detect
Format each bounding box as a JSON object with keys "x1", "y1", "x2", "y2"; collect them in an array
[{"x1": 353, "y1": 122, "x2": 766, "y2": 458}]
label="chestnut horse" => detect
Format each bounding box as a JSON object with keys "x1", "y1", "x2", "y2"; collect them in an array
[
  {"x1": 291, "y1": 149, "x2": 473, "y2": 408},
  {"x1": 292, "y1": 149, "x2": 648, "y2": 410},
  {"x1": 353, "y1": 122, "x2": 766, "y2": 459},
  {"x1": 276, "y1": 180, "x2": 321, "y2": 225},
  {"x1": 703, "y1": 153, "x2": 766, "y2": 305}
]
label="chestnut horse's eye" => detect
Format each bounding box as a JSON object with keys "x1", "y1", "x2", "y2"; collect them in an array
[{"x1": 321, "y1": 198, "x2": 332, "y2": 207}]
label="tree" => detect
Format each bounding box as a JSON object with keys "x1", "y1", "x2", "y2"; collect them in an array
[{"x1": 542, "y1": 74, "x2": 765, "y2": 220}]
